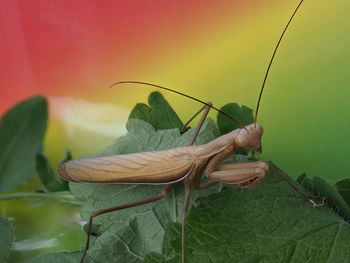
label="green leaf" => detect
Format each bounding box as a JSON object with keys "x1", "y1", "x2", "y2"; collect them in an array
[
  {"x1": 0, "y1": 96, "x2": 47, "y2": 193},
  {"x1": 216, "y1": 103, "x2": 254, "y2": 155},
  {"x1": 334, "y1": 178, "x2": 350, "y2": 207},
  {"x1": 101, "y1": 118, "x2": 220, "y2": 156},
  {"x1": 25, "y1": 251, "x2": 93, "y2": 263},
  {"x1": 145, "y1": 171, "x2": 350, "y2": 263},
  {"x1": 217, "y1": 103, "x2": 253, "y2": 135},
  {"x1": 36, "y1": 150, "x2": 72, "y2": 192},
  {"x1": 296, "y1": 172, "x2": 307, "y2": 184},
  {"x1": 36, "y1": 149, "x2": 72, "y2": 192},
  {"x1": 0, "y1": 216, "x2": 14, "y2": 262},
  {"x1": 58, "y1": 149, "x2": 73, "y2": 191},
  {"x1": 68, "y1": 118, "x2": 222, "y2": 262},
  {"x1": 58, "y1": 149, "x2": 73, "y2": 166},
  {"x1": 128, "y1": 91, "x2": 184, "y2": 130},
  {"x1": 36, "y1": 152, "x2": 62, "y2": 192}
]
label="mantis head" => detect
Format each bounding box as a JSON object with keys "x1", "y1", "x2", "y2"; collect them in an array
[{"x1": 235, "y1": 123, "x2": 263, "y2": 153}]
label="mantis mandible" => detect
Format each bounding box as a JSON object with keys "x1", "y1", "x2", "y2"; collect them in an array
[{"x1": 58, "y1": 0, "x2": 321, "y2": 262}]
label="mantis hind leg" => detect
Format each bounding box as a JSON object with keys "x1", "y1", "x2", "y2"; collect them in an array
[{"x1": 80, "y1": 185, "x2": 172, "y2": 263}]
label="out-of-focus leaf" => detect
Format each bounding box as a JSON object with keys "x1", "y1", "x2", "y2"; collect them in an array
[
  {"x1": 58, "y1": 149, "x2": 72, "y2": 166},
  {"x1": 128, "y1": 91, "x2": 183, "y2": 130},
  {"x1": 0, "y1": 191, "x2": 81, "y2": 206},
  {"x1": 296, "y1": 172, "x2": 307, "y2": 184},
  {"x1": 0, "y1": 96, "x2": 47, "y2": 193},
  {"x1": 36, "y1": 150, "x2": 71, "y2": 192},
  {"x1": 334, "y1": 178, "x2": 350, "y2": 207},
  {"x1": 36, "y1": 152, "x2": 62, "y2": 192},
  {"x1": 0, "y1": 216, "x2": 14, "y2": 262},
  {"x1": 57, "y1": 149, "x2": 72, "y2": 190}
]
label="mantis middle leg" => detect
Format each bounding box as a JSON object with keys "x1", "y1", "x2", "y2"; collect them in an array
[
  {"x1": 80, "y1": 185, "x2": 172, "y2": 263},
  {"x1": 181, "y1": 102, "x2": 213, "y2": 263}
]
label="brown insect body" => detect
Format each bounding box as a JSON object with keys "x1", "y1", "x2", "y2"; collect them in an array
[{"x1": 59, "y1": 123, "x2": 266, "y2": 188}]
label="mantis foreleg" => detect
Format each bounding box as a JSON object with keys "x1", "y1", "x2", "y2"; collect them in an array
[
  {"x1": 181, "y1": 102, "x2": 213, "y2": 134},
  {"x1": 205, "y1": 161, "x2": 323, "y2": 200},
  {"x1": 184, "y1": 102, "x2": 212, "y2": 145},
  {"x1": 207, "y1": 161, "x2": 269, "y2": 188}
]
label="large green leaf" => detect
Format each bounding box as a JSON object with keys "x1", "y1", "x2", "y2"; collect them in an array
[
  {"x1": 0, "y1": 96, "x2": 47, "y2": 193},
  {"x1": 0, "y1": 216, "x2": 14, "y2": 262},
  {"x1": 144, "y1": 172, "x2": 350, "y2": 263},
  {"x1": 25, "y1": 251, "x2": 93, "y2": 263}
]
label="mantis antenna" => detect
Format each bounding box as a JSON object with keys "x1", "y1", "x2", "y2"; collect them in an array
[
  {"x1": 110, "y1": 0, "x2": 305, "y2": 131},
  {"x1": 254, "y1": 0, "x2": 305, "y2": 127},
  {"x1": 109, "y1": 80, "x2": 248, "y2": 132}
]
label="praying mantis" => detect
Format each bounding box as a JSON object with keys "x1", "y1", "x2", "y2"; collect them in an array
[{"x1": 58, "y1": 0, "x2": 323, "y2": 262}]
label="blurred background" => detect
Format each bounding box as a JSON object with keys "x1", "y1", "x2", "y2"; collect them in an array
[{"x1": 1, "y1": 0, "x2": 349, "y2": 261}]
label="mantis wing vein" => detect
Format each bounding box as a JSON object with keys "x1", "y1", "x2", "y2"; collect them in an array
[{"x1": 58, "y1": 147, "x2": 196, "y2": 184}]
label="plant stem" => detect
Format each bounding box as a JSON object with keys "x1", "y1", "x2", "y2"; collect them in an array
[{"x1": 0, "y1": 191, "x2": 82, "y2": 206}]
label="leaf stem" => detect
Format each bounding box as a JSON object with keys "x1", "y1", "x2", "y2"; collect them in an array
[{"x1": 0, "y1": 191, "x2": 82, "y2": 206}]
